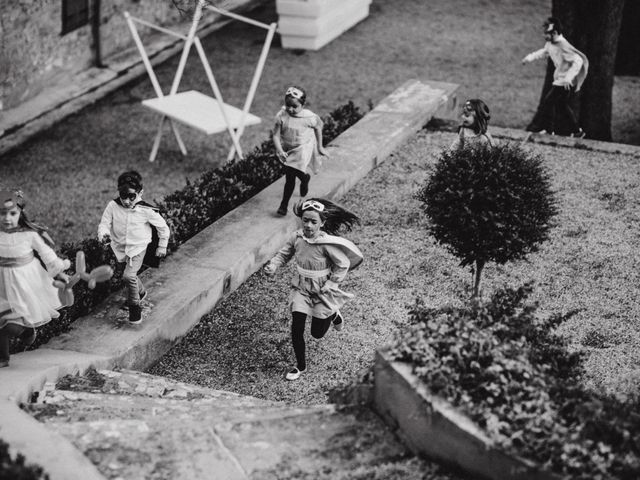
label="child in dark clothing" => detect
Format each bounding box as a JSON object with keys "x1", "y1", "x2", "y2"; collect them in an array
[{"x1": 522, "y1": 17, "x2": 588, "y2": 137}]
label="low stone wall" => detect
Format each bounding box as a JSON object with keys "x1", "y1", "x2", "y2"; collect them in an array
[{"x1": 373, "y1": 351, "x2": 560, "y2": 480}]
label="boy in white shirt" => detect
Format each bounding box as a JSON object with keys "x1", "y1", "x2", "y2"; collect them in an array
[
  {"x1": 98, "y1": 171, "x2": 170, "y2": 324},
  {"x1": 522, "y1": 17, "x2": 588, "y2": 138}
]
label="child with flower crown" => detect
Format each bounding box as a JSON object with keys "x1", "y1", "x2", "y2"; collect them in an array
[
  {"x1": 449, "y1": 99, "x2": 494, "y2": 150},
  {"x1": 272, "y1": 85, "x2": 329, "y2": 216},
  {"x1": 0, "y1": 189, "x2": 70, "y2": 367},
  {"x1": 264, "y1": 198, "x2": 363, "y2": 381}
]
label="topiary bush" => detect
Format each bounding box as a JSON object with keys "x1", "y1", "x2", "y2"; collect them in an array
[
  {"x1": 0, "y1": 439, "x2": 48, "y2": 480},
  {"x1": 387, "y1": 284, "x2": 640, "y2": 479},
  {"x1": 23, "y1": 101, "x2": 366, "y2": 351},
  {"x1": 415, "y1": 143, "x2": 558, "y2": 296}
]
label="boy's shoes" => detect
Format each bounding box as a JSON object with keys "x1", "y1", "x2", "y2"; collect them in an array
[
  {"x1": 277, "y1": 205, "x2": 288, "y2": 216},
  {"x1": 121, "y1": 291, "x2": 147, "y2": 310},
  {"x1": 332, "y1": 311, "x2": 344, "y2": 331},
  {"x1": 571, "y1": 128, "x2": 586, "y2": 139},
  {"x1": 300, "y1": 174, "x2": 311, "y2": 197},
  {"x1": 0, "y1": 360, "x2": 9, "y2": 368},
  {"x1": 129, "y1": 304, "x2": 142, "y2": 325},
  {"x1": 285, "y1": 367, "x2": 306, "y2": 381}
]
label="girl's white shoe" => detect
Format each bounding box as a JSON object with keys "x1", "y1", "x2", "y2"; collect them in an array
[
  {"x1": 333, "y1": 311, "x2": 344, "y2": 331},
  {"x1": 285, "y1": 367, "x2": 306, "y2": 381}
]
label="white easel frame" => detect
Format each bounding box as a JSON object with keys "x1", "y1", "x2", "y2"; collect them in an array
[{"x1": 124, "y1": 0, "x2": 277, "y2": 162}]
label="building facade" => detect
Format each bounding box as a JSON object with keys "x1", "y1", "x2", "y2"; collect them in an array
[{"x1": 0, "y1": 0, "x2": 192, "y2": 111}]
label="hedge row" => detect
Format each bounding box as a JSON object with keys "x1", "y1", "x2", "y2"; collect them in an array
[
  {"x1": 0, "y1": 439, "x2": 48, "y2": 480},
  {"x1": 388, "y1": 283, "x2": 640, "y2": 479},
  {"x1": 22, "y1": 101, "x2": 365, "y2": 351}
]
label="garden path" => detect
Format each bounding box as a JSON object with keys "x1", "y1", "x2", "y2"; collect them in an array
[{"x1": 24, "y1": 369, "x2": 464, "y2": 480}]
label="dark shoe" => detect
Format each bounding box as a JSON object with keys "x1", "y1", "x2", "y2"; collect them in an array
[
  {"x1": 19, "y1": 328, "x2": 37, "y2": 351},
  {"x1": 332, "y1": 311, "x2": 344, "y2": 332},
  {"x1": 277, "y1": 205, "x2": 288, "y2": 216},
  {"x1": 285, "y1": 367, "x2": 306, "y2": 381},
  {"x1": 571, "y1": 128, "x2": 586, "y2": 139},
  {"x1": 0, "y1": 360, "x2": 8, "y2": 368},
  {"x1": 121, "y1": 291, "x2": 146, "y2": 310},
  {"x1": 129, "y1": 304, "x2": 142, "y2": 325},
  {"x1": 300, "y1": 173, "x2": 311, "y2": 197}
]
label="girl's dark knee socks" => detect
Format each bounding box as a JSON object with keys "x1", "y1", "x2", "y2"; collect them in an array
[
  {"x1": 291, "y1": 312, "x2": 307, "y2": 370},
  {"x1": 310, "y1": 314, "x2": 333, "y2": 339}
]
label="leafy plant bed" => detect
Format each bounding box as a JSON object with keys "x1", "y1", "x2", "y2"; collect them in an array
[
  {"x1": 16, "y1": 101, "x2": 365, "y2": 353},
  {"x1": 382, "y1": 284, "x2": 640, "y2": 480},
  {"x1": 374, "y1": 353, "x2": 558, "y2": 480}
]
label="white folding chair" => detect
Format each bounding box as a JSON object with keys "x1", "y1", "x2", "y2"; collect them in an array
[{"x1": 124, "y1": 0, "x2": 277, "y2": 162}]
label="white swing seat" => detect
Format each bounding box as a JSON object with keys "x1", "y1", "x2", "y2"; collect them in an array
[
  {"x1": 142, "y1": 90, "x2": 261, "y2": 136},
  {"x1": 124, "y1": 1, "x2": 277, "y2": 162}
]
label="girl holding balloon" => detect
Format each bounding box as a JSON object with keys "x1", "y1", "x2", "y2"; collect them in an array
[{"x1": 0, "y1": 189, "x2": 71, "y2": 367}]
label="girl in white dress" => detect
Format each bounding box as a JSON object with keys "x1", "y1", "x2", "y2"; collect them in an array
[
  {"x1": 0, "y1": 190, "x2": 69, "y2": 367},
  {"x1": 272, "y1": 86, "x2": 329, "y2": 216},
  {"x1": 264, "y1": 198, "x2": 363, "y2": 381}
]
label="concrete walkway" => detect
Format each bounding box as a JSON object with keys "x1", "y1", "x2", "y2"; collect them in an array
[{"x1": 0, "y1": 79, "x2": 459, "y2": 480}]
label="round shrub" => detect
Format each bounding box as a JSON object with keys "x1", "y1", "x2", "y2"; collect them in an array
[{"x1": 416, "y1": 143, "x2": 558, "y2": 296}]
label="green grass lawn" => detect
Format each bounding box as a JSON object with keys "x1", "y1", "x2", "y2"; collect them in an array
[
  {"x1": 1, "y1": 0, "x2": 637, "y2": 245},
  {"x1": 150, "y1": 129, "x2": 640, "y2": 406}
]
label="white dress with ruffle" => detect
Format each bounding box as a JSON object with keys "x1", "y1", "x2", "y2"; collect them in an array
[
  {"x1": 0, "y1": 230, "x2": 66, "y2": 329},
  {"x1": 267, "y1": 230, "x2": 363, "y2": 318}
]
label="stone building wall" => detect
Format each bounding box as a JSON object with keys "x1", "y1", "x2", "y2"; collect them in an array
[{"x1": 0, "y1": 0, "x2": 193, "y2": 111}]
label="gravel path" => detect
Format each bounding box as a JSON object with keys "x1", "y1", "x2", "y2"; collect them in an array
[{"x1": 149, "y1": 128, "x2": 640, "y2": 404}]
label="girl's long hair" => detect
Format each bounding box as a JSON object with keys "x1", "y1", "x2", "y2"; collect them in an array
[
  {"x1": 293, "y1": 198, "x2": 360, "y2": 235},
  {"x1": 463, "y1": 99, "x2": 491, "y2": 135}
]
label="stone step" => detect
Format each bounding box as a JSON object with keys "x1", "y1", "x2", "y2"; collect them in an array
[
  {"x1": 57, "y1": 368, "x2": 282, "y2": 405},
  {"x1": 22, "y1": 369, "x2": 461, "y2": 479},
  {"x1": 27, "y1": 389, "x2": 330, "y2": 427}
]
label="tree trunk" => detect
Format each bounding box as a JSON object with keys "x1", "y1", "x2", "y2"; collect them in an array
[
  {"x1": 472, "y1": 259, "x2": 485, "y2": 298},
  {"x1": 616, "y1": 0, "x2": 640, "y2": 76},
  {"x1": 530, "y1": 0, "x2": 625, "y2": 141}
]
